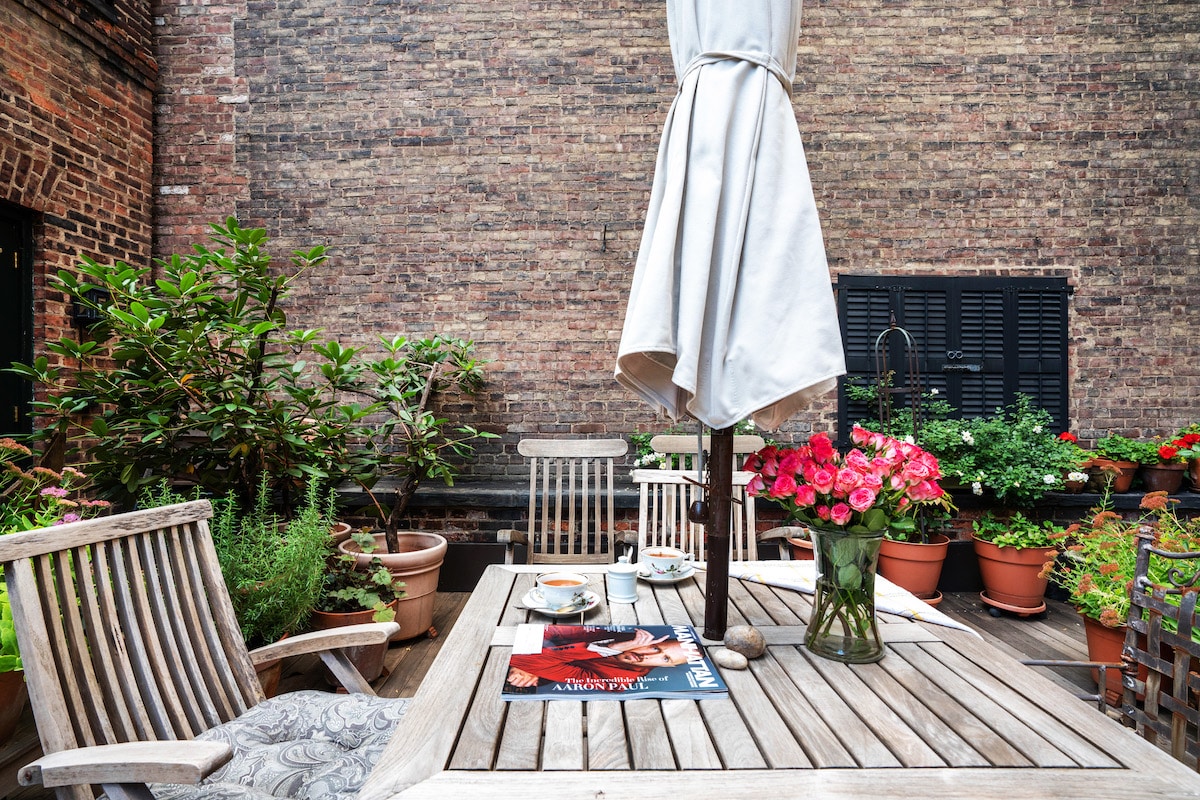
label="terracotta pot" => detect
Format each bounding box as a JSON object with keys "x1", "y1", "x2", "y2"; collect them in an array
[
  {"x1": 0, "y1": 670, "x2": 28, "y2": 745},
  {"x1": 1139, "y1": 463, "x2": 1185, "y2": 494},
  {"x1": 878, "y1": 534, "x2": 949, "y2": 601},
  {"x1": 972, "y1": 535, "x2": 1057, "y2": 610},
  {"x1": 339, "y1": 532, "x2": 447, "y2": 641},
  {"x1": 309, "y1": 601, "x2": 399, "y2": 684},
  {"x1": 1189, "y1": 459, "x2": 1200, "y2": 492},
  {"x1": 255, "y1": 654, "x2": 284, "y2": 698},
  {"x1": 1087, "y1": 459, "x2": 1138, "y2": 493},
  {"x1": 1080, "y1": 614, "x2": 1146, "y2": 706},
  {"x1": 330, "y1": 521, "x2": 354, "y2": 544},
  {"x1": 787, "y1": 535, "x2": 814, "y2": 561}
]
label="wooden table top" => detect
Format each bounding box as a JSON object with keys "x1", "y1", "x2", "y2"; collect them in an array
[{"x1": 359, "y1": 564, "x2": 1200, "y2": 800}]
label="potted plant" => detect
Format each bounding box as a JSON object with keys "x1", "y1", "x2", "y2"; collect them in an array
[
  {"x1": 877, "y1": 508, "x2": 956, "y2": 605},
  {"x1": 1140, "y1": 437, "x2": 1189, "y2": 494},
  {"x1": 1092, "y1": 434, "x2": 1153, "y2": 493},
  {"x1": 745, "y1": 427, "x2": 952, "y2": 663},
  {"x1": 914, "y1": 394, "x2": 1080, "y2": 506},
  {"x1": 1174, "y1": 425, "x2": 1200, "y2": 490},
  {"x1": 971, "y1": 511, "x2": 1062, "y2": 614},
  {"x1": 1055, "y1": 432, "x2": 1091, "y2": 493},
  {"x1": 338, "y1": 528, "x2": 448, "y2": 641},
  {"x1": 309, "y1": 538, "x2": 407, "y2": 683}
]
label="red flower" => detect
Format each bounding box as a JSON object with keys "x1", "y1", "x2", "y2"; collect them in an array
[
  {"x1": 1058, "y1": 432, "x2": 1078, "y2": 443},
  {"x1": 1158, "y1": 444, "x2": 1180, "y2": 462}
]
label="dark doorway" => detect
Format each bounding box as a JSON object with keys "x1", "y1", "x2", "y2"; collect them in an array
[{"x1": 0, "y1": 205, "x2": 33, "y2": 437}]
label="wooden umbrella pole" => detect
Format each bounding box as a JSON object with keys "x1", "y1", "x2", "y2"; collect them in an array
[{"x1": 703, "y1": 425, "x2": 734, "y2": 639}]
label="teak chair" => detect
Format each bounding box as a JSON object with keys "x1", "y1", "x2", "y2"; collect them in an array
[
  {"x1": 1122, "y1": 528, "x2": 1200, "y2": 770},
  {"x1": 499, "y1": 438, "x2": 629, "y2": 565},
  {"x1": 633, "y1": 432, "x2": 788, "y2": 564},
  {"x1": 0, "y1": 500, "x2": 408, "y2": 800}
]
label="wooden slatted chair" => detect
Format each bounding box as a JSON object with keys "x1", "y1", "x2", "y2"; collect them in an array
[
  {"x1": 633, "y1": 432, "x2": 789, "y2": 564},
  {"x1": 1122, "y1": 528, "x2": 1200, "y2": 770},
  {"x1": 498, "y1": 438, "x2": 629, "y2": 565},
  {"x1": 0, "y1": 500, "x2": 408, "y2": 800}
]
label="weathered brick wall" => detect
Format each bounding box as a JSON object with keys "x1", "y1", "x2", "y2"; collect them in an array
[
  {"x1": 150, "y1": 0, "x2": 1198, "y2": 484},
  {"x1": 1, "y1": 0, "x2": 156, "y2": 357}
]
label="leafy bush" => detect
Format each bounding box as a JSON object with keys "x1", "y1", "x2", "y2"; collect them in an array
[
  {"x1": 972, "y1": 511, "x2": 1063, "y2": 550},
  {"x1": 1094, "y1": 435, "x2": 1158, "y2": 465},
  {"x1": 11, "y1": 219, "x2": 495, "y2": 540}
]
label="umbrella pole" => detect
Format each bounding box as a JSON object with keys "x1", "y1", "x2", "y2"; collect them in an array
[{"x1": 703, "y1": 425, "x2": 733, "y2": 639}]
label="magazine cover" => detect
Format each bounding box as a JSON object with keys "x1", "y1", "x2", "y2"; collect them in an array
[{"x1": 502, "y1": 623, "x2": 729, "y2": 700}]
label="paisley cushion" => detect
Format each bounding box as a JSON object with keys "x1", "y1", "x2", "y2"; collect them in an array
[{"x1": 147, "y1": 691, "x2": 409, "y2": 800}]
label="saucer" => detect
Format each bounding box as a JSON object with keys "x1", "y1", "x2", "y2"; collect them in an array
[
  {"x1": 637, "y1": 564, "x2": 697, "y2": 584},
  {"x1": 521, "y1": 588, "x2": 602, "y2": 618}
]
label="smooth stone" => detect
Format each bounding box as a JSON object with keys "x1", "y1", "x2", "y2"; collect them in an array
[
  {"x1": 723, "y1": 625, "x2": 766, "y2": 659},
  {"x1": 711, "y1": 647, "x2": 749, "y2": 670}
]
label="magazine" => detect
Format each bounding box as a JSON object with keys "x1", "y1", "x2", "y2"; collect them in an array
[{"x1": 501, "y1": 623, "x2": 729, "y2": 701}]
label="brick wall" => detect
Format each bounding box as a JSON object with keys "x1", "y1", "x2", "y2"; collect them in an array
[
  {"x1": 1, "y1": 0, "x2": 156, "y2": 360},
  {"x1": 141, "y1": 0, "x2": 1197, "y2": 485}
]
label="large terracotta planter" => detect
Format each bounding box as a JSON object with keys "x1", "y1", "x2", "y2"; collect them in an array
[
  {"x1": 972, "y1": 535, "x2": 1057, "y2": 612},
  {"x1": 1079, "y1": 614, "x2": 1148, "y2": 706},
  {"x1": 1139, "y1": 462, "x2": 1186, "y2": 494},
  {"x1": 309, "y1": 602, "x2": 399, "y2": 684},
  {"x1": 0, "y1": 669, "x2": 27, "y2": 745},
  {"x1": 878, "y1": 534, "x2": 949, "y2": 603},
  {"x1": 339, "y1": 532, "x2": 447, "y2": 641}
]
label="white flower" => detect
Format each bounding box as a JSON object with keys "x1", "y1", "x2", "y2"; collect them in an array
[
  {"x1": 1068, "y1": 471, "x2": 1088, "y2": 482},
  {"x1": 903, "y1": 435, "x2": 915, "y2": 444},
  {"x1": 1033, "y1": 424, "x2": 1043, "y2": 434},
  {"x1": 971, "y1": 481, "x2": 983, "y2": 496},
  {"x1": 961, "y1": 430, "x2": 975, "y2": 445},
  {"x1": 1043, "y1": 474, "x2": 1057, "y2": 485},
  {"x1": 930, "y1": 388, "x2": 939, "y2": 396}
]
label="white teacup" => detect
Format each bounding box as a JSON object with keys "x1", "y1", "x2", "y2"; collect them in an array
[
  {"x1": 535, "y1": 572, "x2": 589, "y2": 609},
  {"x1": 641, "y1": 546, "x2": 692, "y2": 576}
]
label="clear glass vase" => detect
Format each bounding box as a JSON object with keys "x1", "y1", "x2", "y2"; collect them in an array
[{"x1": 805, "y1": 525, "x2": 885, "y2": 663}]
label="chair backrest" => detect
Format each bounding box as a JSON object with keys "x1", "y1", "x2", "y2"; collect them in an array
[
  {"x1": 647, "y1": 433, "x2": 766, "y2": 472},
  {"x1": 1122, "y1": 528, "x2": 1200, "y2": 770},
  {"x1": 631, "y1": 468, "x2": 759, "y2": 564},
  {"x1": 0, "y1": 501, "x2": 262, "y2": 797},
  {"x1": 516, "y1": 438, "x2": 629, "y2": 565}
]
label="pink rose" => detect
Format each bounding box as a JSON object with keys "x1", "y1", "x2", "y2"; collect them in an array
[
  {"x1": 768, "y1": 472, "x2": 798, "y2": 500},
  {"x1": 794, "y1": 484, "x2": 817, "y2": 507},
  {"x1": 830, "y1": 503, "x2": 853, "y2": 526},
  {"x1": 812, "y1": 468, "x2": 836, "y2": 495},
  {"x1": 848, "y1": 487, "x2": 877, "y2": 513}
]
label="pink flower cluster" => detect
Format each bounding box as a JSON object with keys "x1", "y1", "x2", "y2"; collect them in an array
[{"x1": 744, "y1": 427, "x2": 947, "y2": 530}]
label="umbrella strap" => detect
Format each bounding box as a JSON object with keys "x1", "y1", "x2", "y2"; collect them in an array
[{"x1": 680, "y1": 50, "x2": 793, "y2": 97}]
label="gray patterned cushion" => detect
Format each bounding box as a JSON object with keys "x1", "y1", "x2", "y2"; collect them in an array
[{"x1": 147, "y1": 690, "x2": 409, "y2": 800}]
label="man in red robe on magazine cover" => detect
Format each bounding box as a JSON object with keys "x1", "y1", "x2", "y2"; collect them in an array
[{"x1": 506, "y1": 625, "x2": 693, "y2": 692}]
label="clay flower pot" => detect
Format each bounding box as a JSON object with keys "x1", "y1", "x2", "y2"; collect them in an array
[
  {"x1": 972, "y1": 535, "x2": 1057, "y2": 612},
  {"x1": 1139, "y1": 462, "x2": 1186, "y2": 494},
  {"x1": 878, "y1": 534, "x2": 950, "y2": 604},
  {"x1": 339, "y1": 532, "x2": 447, "y2": 641},
  {"x1": 309, "y1": 601, "x2": 400, "y2": 684}
]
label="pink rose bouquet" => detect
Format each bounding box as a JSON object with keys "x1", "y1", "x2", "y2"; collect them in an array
[{"x1": 744, "y1": 426, "x2": 952, "y2": 540}]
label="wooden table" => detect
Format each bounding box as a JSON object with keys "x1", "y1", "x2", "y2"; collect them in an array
[{"x1": 359, "y1": 564, "x2": 1200, "y2": 800}]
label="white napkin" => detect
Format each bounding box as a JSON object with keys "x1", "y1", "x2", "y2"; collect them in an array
[{"x1": 727, "y1": 560, "x2": 980, "y2": 637}]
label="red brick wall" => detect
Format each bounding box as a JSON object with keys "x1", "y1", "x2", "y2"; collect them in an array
[
  {"x1": 146, "y1": 0, "x2": 1197, "y2": 483},
  {"x1": 1, "y1": 0, "x2": 155, "y2": 359}
]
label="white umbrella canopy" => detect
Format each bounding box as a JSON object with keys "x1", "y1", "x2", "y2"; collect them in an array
[{"x1": 616, "y1": 0, "x2": 845, "y2": 433}]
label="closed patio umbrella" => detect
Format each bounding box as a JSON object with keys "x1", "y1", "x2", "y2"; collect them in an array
[{"x1": 616, "y1": 0, "x2": 845, "y2": 637}]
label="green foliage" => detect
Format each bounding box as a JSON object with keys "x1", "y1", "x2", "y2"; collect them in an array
[
  {"x1": 10, "y1": 219, "x2": 496, "y2": 533},
  {"x1": 318, "y1": 530, "x2": 406, "y2": 621},
  {"x1": 212, "y1": 479, "x2": 331, "y2": 648},
  {"x1": 1094, "y1": 434, "x2": 1159, "y2": 465},
  {"x1": 910, "y1": 395, "x2": 1080, "y2": 506},
  {"x1": 971, "y1": 511, "x2": 1063, "y2": 550},
  {"x1": 0, "y1": 585, "x2": 20, "y2": 672}
]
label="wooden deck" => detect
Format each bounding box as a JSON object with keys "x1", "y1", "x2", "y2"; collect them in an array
[{"x1": 1, "y1": 590, "x2": 1100, "y2": 799}]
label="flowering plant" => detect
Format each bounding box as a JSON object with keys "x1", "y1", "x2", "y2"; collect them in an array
[
  {"x1": 1172, "y1": 431, "x2": 1200, "y2": 461},
  {"x1": 2, "y1": 439, "x2": 111, "y2": 532},
  {"x1": 1042, "y1": 491, "x2": 1200, "y2": 628},
  {"x1": 744, "y1": 427, "x2": 952, "y2": 541}
]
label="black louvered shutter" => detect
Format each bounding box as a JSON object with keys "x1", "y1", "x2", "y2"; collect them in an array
[{"x1": 836, "y1": 276, "x2": 1070, "y2": 441}]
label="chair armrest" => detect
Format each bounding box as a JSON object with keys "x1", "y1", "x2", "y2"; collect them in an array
[
  {"x1": 249, "y1": 622, "x2": 400, "y2": 664},
  {"x1": 496, "y1": 529, "x2": 528, "y2": 546},
  {"x1": 758, "y1": 526, "x2": 807, "y2": 542},
  {"x1": 20, "y1": 740, "x2": 232, "y2": 789}
]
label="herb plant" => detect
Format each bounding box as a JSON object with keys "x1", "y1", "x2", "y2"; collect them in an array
[{"x1": 972, "y1": 511, "x2": 1063, "y2": 550}]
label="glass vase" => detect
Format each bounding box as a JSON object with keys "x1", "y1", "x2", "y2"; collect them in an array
[{"x1": 805, "y1": 525, "x2": 885, "y2": 663}]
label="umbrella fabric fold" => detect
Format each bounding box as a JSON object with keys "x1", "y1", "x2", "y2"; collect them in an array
[{"x1": 616, "y1": 0, "x2": 845, "y2": 431}]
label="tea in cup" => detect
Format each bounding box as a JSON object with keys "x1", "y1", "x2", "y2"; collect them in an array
[
  {"x1": 535, "y1": 572, "x2": 589, "y2": 608},
  {"x1": 641, "y1": 546, "x2": 692, "y2": 576}
]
